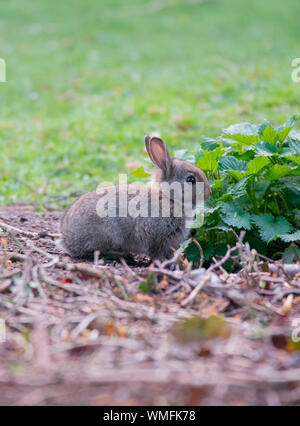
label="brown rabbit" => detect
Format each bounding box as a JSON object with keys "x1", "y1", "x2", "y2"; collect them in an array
[{"x1": 59, "y1": 136, "x2": 211, "y2": 261}]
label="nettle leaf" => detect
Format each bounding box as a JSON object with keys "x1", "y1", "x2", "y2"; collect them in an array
[
  {"x1": 276, "y1": 114, "x2": 300, "y2": 142},
  {"x1": 218, "y1": 156, "x2": 247, "y2": 173},
  {"x1": 289, "y1": 166, "x2": 300, "y2": 176},
  {"x1": 200, "y1": 137, "x2": 219, "y2": 151},
  {"x1": 252, "y1": 214, "x2": 293, "y2": 243},
  {"x1": 227, "y1": 176, "x2": 250, "y2": 198},
  {"x1": 254, "y1": 181, "x2": 270, "y2": 199},
  {"x1": 258, "y1": 121, "x2": 277, "y2": 144},
  {"x1": 290, "y1": 129, "x2": 300, "y2": 139},
  {"x1": 212, "y1": 179, "x2": 223, "y2": 189},
  {"x1": 254, "y1": 142, "x2": 278, "y2": 156},
  {"x1": 283, "y1": 245, "x2": 300, "y2": 263},
  {"x1": 235, "y1": 149, "x2": 256, "y2": 162},
  {"x1": 265, "y1": 164, "x2": 293, "y2": 181},
  {"x1": 130, "y1": 167, "x2": 152, "y2": 178},
  {"x1": 176, "y1": 114, "x2": 300, "y2": 264},
  {"x1": 218, "y1": 137, "x2": 236, "y2": 148},
  {"x1": 284, "y1": 178, "x2": 300, "y2": 193},
  {"x1": 222, "y1": 122, "x2": 259, "y2": 145},
  {"x1": 197, "y1": 148, "x2": 224, "y2": 172},
  {"x1": 227, "y1": 170, "x2": 244, "y2": 180},
  {"x1": 290, "y1": 209, "x2": 300, "y2": 229},
  {"x1": 286, "y1": 187, "x2": 300, "y2": 209},
  {"x1": 173, "y1": 149, "x2": 195, "y2": 162},
  {"x1": 217, "y1": 193, "x2": 233, "y2": 202},
  {"x1": 288, "y1": 138, "x2": 300, "y2": 155},
  {"x1": 246, "y1": 156, "x2": 269, "y2": 175},
  {"x1": 279, "y1": 230, "x2": 300, "y2": 243},
  {"x1": 221, "y1": 203, "x2": 251, "y2": 230},
  {"x1": 185, "y1": 240, "x2": 214, "y2": 263},
  {"x1": 292, "y1": 209, "x2": 300, "y2": 227},
  {"x1": 286, "y1": 155, "x2": 300, "y2": 165}
]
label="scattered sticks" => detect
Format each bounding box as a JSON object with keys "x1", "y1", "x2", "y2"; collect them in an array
[
  {"x1": 1, "y1": 212, "x2": 300, "y2": 405},
  {"x1": 0, "y1": 219, "x2": 60, "y2": 239}
]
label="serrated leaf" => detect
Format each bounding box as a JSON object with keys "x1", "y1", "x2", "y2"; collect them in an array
[
  {"x1": 276, "y1": 114, "x2": 300, "y2": 142},
  {"x1": 289, "y1": 166, "x2": 300, "y2": 176},
  {"x1": 217, "y1": 193, "x2": 234, "y2": 202},
  {"x1": 252, "y1": 214, "x2": 293, "y2": 243},
  {"x1": 212, "y1": 179, "x2": 223, "y2": 189},
  {"x1": 265, "y1": 165, "x2": 293, "y2": 181},
  {"x1": 197, "y1": 148, "x2": 224, "y2": 172},
  {"x1": 285, "y1": 155, "x2": 300, "y2": 165},
  {"x1": 218, "y1": 156, "x2": 248, "y2": 173},
  {"x1": 258, "y1": 120, "x2": 271, "y2": 138},
  {"x1": 254, "y1": 181, "x2": 270, "y2": 199},
  {"x1": 288, "y1": 138, "x2": 300, "y2": 155},
  {"x1": 279, "y1": 230, "x2": 300, "y2": 243},
  {"x1": 289, "y1": 129, "x2": 300, "y2": 139},
  {"x1": 246, "y1": 156, "x2": 269, "y2": 175},
  {"x1": 235, "y1": 150, "x2": 256, "y2": 162},
  {"x1": 227, "y1": 176, "x2": 250, "y2": 198},
  {"x1": 258, "y1": 121, "x2": 277, "y2": 144},
  {"x1": 221, "y1": 203, "x2": 251, "y2": 230},
  {"x1": 200, "y1": 137, "x2": 219, "y2": 151},
  {"x1": 254, "y1": 142, "x2": 278, "y2": 156},
  {"x1": 283, "y1": 245, "x2": 300, "y2": 263},
  {"x1": 130, "y1": 167, "x2": 152, "y2": 178},
  {"x1": 222, "y1": 122, "x2": 259, "y2": 145},
  {"x1": 227, "y1": 170, "x2": 244, "y2": 180},
  {"x1": 291, "y1": 209, "x2": 300, "y2": 227},
  {"x1": 173, "y1": 149, "x2": 195, "y2": 162}
]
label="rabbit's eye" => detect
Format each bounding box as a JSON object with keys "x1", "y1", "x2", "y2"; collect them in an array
[{"x1": 186, "y1": 175, "x2": 196, "y2": 184}]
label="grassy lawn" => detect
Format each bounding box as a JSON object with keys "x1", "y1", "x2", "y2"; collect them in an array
[{"x1": 1, "y1": 0, "x2": 300, "y2": 206}]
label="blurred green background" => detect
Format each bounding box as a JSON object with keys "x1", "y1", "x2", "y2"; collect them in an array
[{"x1": 1, "y1": 0, "x2": 300, "y2": 206}]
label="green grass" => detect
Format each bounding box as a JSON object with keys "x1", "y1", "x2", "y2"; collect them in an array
[{"x1": 1, "y1": 0, "x2": 300, "y2": 206}]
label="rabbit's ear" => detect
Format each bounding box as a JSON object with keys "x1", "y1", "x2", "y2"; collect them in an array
[
  {"x1": 145, "y1": 135, "x2": 155, "y2": 164},
  {"x1": 145, "y1": 136, "x2": 173, "y2": 172}
]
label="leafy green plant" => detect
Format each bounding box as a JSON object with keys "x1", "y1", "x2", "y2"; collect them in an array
[{"x1": 180, "y1": 114, "x2": 300, "y2": 266}]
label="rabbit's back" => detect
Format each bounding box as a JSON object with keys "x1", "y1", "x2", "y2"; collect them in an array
[{"x1": 60, "y1": 185, "x2": 188, "y2": 260}]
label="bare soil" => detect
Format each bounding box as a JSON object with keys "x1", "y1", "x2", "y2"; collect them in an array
[{"x1": 0, "y1": 204, "x2": 300, "y2": 406}]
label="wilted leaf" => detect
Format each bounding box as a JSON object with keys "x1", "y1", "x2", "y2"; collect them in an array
[{"x1": 172, "y1": 315, "x2": 231, "y2": 343}]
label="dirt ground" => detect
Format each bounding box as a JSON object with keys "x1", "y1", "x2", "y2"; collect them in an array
[{"x1": 0, "y1": 204, "x2": 300, "y2": 406}]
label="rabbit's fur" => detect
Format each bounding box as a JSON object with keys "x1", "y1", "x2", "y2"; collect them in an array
[{"x1": 59, "y1": 136, "x2": 211, "y2": 261}]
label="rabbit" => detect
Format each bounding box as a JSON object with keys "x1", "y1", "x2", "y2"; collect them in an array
[{"x1": 59, "y1": 136, "x2": 211, "y2": 261}]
